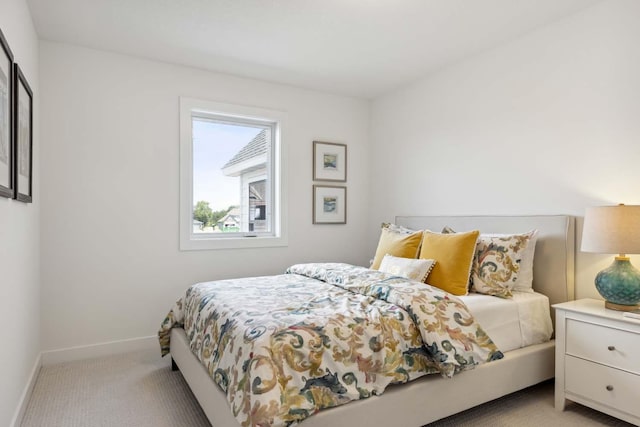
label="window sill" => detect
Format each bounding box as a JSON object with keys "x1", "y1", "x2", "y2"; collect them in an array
[{"x1": 179, "y1": 235, "x2": 288, "y2": 251}]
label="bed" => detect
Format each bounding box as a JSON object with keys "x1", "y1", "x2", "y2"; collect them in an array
[{"x1": 162, "y1": 215, "x2": 575, "y2": 427}]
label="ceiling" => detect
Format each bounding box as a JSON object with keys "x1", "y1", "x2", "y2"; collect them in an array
[{"x1": 26, "y1": 0, "x2": 600, "y2": 99}]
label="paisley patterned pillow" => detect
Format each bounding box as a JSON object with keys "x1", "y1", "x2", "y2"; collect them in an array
[
  {"x1": 378, "y1": 254, "x2": 436, "y2": 282},
  {"x1": 443, "y1": 227, "x2": 538, "y2": 295},
  {"x1": 470, "y1": 231, "x2": 534, "y2": 298}
]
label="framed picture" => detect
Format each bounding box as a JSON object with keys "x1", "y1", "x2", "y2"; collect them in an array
[
  {"x1": 14, "y1": 63, "x2": 32, "y2": 203},
  {"x1": 313, "y1": 185, "x2": 346, "y2": 224},
  {"x1": 0, "y1": 28, "x2": 13, "y2": 198},
  {"x1": 313, "y1": 141, "x2": 346, "y2": 182}
]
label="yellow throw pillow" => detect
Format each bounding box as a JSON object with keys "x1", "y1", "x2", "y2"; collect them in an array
[
  {"x1": 371, "y1": 225, "x2": 423, "y2": 270},
  {"x1": 419, "y1": 229, "x2": 480, "y2": 295}
]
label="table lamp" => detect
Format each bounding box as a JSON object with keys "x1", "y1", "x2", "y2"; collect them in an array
[{"x1": 581, "y1": 204, "x2": 640, "y2": 311}]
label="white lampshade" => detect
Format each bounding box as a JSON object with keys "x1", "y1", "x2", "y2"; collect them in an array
[{"x1": 581, "y1": 205, "x2": 640, "y2": 255}]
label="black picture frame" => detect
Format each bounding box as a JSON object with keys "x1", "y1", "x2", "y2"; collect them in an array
[
  {"x1": 0, "y1": 28, "x2": 13, "y2": 199},
  {"x1": 13, "y1": 63, "x2": 32, "y2": 203}
]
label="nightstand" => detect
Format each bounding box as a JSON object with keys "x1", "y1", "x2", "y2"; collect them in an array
[{"x1": 554, "y1": 299, "x2": 640, "y2": 425}]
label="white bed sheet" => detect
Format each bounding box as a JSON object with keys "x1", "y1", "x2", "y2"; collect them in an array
[{"x1": 458, "y1": 291, "x2": 553, "y2": 353}]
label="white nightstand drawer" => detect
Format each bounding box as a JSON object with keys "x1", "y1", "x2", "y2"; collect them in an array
[
  {"x1": 566, "y1": 319, "x2": 640, "y2": 374},
  {"x1": 566, "y1": 355, "x2": 640, "y2": 418}
]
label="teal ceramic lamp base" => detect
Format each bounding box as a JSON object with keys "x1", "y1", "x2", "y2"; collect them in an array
[{"x1": 595, "y1": 256, "x2": 640, "y2": 311}]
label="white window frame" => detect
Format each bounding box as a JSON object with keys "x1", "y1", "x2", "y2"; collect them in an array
[{"x1": 179, "y1": 97, "x2": 287, "y2": 250}]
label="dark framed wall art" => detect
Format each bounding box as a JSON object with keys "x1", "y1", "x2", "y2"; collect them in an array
[
  {"x1": 313, "y1": 141, "x2": 346, "y2": 182},
  {"x1": 313, "y1": 185, "x2": 346, "y2": 224},
  {"x1": 14, "y1": 63, "x2": 32, "y2": 203},
  {"x1": 0, "y1": 28, "x2": 13, "y2": 199}
]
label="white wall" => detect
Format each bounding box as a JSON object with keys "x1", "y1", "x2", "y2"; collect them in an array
[
  {"x1": 0, "y1": 0, "x2": 40, "y2": 425},
  {"x1": 370, "y1": 0, "x2": 640, "y2": 301},
  {"x1": 32, "y1": 0, "x2": 640, "y2": 358},
  {"x1": 39, "y1": 42, "x2": 371, "y2": 351}
]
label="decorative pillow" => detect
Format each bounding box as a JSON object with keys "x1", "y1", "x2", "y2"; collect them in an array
[
  {"x1": 511, "y1": 230, "x2": 538, "y2": 293},
  {"x1": 418, "y1": 230, "x2": 479, "y2": 296},
  {"x1": 371, "y1": 224, "x2": 423, "y2": 270},
  {"x1": 378, "y1": 254, "x2": 436, "y2": 282},
  {"x1": 441, "y1": 225, "x2": 456, "y2": 234},
  {"x1": 443, "y1": 226, "x2": 538, "y2": 294},
  {"x1": 383, "y1": 222, "x2": 415, "y2": 235},
  {"x1": 471, "y1": 231, "x2": 536, "y2": 298}
]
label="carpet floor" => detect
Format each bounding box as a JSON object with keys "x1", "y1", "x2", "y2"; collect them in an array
[{"x1": 21, "y1": 350, "x2": 635, "y2": 427}]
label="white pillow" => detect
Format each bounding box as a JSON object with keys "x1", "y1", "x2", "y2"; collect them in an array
[
  {"x1": 378, "y1": 254, "x2": 436, "y2": 283},
  {"x1": 513, "y1": 230, "x2": 538, "y2": 292}
]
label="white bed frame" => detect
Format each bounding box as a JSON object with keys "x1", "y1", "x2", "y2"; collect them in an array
[{"x1": 170, "y1": 215, "x2": 575, "y2": 426}]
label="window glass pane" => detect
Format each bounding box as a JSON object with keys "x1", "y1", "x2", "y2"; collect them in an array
[
  {"x1": 192, "y1": 117, "x2": 270, "y2": 234},
  {"x1": 249, "y1": 179, "x2": 267, "y2": 232}
]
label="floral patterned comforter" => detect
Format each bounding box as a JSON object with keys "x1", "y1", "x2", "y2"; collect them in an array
[{"x1": 158, "y1": 263, "x2": 503, "y2": 427}]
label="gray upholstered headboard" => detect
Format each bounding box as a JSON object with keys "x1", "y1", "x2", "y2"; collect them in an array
[{"x1": 395, "y1": 215, "x2": 575, "y2": 306}]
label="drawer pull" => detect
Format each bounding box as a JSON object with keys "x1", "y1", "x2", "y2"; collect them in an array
[
  {"x1": 606, "y1": 385, "x2": 614, "y2": 391},
  {"x1": 607, "y1": 346, "x2": 615, "y2": 351}
]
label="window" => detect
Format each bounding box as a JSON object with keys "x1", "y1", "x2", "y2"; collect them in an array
[{"x1": 180, "y1": 98, "x2": 287, "y2": 250}]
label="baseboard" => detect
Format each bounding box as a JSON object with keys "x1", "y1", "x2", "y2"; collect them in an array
[
  {"x1": 10, "y1": 353, "x2": 42, "y2": 427},
  {"x1": 41, "y1": 335, "x2": 158, "y2": 366}
]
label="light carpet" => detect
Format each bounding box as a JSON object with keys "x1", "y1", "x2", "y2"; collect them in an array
[{"x1": 21, "y1": 350, "x2": 634, "y2": 427}]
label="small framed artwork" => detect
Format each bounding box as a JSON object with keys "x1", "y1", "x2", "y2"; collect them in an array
[
  {"x1": 313, "y1": 141, "x2": 346, "y2": 182},
  {"x1": 0, "y1": 28, "x2": 13, "y2": 198},
  {"x1": 313, "y1": 185, "x2": 346, "y2": 224},
  {"x1": 13, "y1": 63, "x2": 33, "y2": 203}
]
